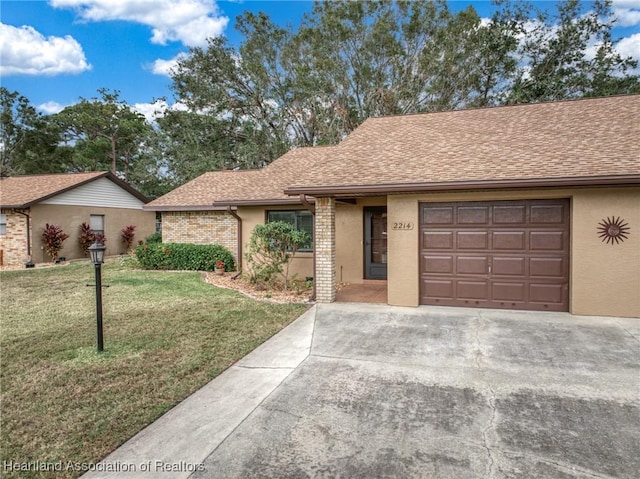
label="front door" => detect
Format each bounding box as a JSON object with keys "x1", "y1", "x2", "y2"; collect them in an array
[{"x1": 364, "y1": 207, "x2": 388, "y2": 280}]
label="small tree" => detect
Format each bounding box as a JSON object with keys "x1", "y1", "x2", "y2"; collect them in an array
[
  {"x1": 121, "y1": 224, "x2": 136, "y2": 251},
  {"x1": 245, "y1": 221, "x2": 310, "y2": 291},
  {"x1": 42, "y1": 224, "x2": 69, "y2": 261}
]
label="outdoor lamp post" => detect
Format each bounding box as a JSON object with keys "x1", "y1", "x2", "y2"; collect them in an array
[{"x1": 88, "y1": 241, "x2": 106, "y2": 352}]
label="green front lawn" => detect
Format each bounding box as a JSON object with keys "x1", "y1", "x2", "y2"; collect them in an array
[{"x1": 0, "y1": 260, "x2": 309, "y2": 478}]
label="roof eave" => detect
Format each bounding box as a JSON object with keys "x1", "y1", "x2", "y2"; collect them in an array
[
  {"x1": 212, "y1": 198, "x2": 303, "y2": 207},
  {"x1": 104, "y1": 173, "x2": 151, "y2": 203},
  {"x1": 0, "y1": 204, "x2": 29, "y2": 209},
  {"x1": 143, "y1": 205, "x2": 233, "y2": 212},
  {"x1": 284, "y1": 175, "x2": 640, "y2": 197}
]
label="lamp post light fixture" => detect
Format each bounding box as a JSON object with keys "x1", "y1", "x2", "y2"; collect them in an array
[{"x1": 88, "y1": 241, "x2": 106, "y2": 352}]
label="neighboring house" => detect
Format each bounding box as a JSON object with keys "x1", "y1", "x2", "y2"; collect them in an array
[
  {"x1": 146, "y1": 95, "x2": 640, "y2": 318},
  {"x1": 0, "y1": 172, "x2": 156, "y2": 265}
]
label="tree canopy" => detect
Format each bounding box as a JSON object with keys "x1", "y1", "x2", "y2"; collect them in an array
[{"x1": 1, "y1": 0, "x2": 638, "y2": 196}]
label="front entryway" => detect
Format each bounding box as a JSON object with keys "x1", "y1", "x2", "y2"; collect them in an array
[
  {"x1": 364, "y1": 207, "x2": 387, "y2": 280},
  {"x1": 420, "y1": 199, "x2": 570, "y2": 311}
]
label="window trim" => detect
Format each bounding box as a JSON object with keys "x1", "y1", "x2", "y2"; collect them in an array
[
  {"x1": 0, "y1": 213, "x2": 7, "y2": 236},
  {"x1": 89, "y1": 214, "x2": 105, "y2": 236},
  {"x1": 266, "y1": 209, "x2": 314, "y2": 252}
]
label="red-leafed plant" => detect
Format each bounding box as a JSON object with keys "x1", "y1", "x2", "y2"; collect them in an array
[
  {"x1": 79, "y1": 222, "x2": 107, "y2": 256},
  {"x1": 121, "y1": 224, "x2": 136, "y2": 251},
  {"x1": 79, "y1": 222, "x2": 94, "y2": 256},
  {"x1": 42, "y1": 224, "x2": 69, "y2": 261},
  {"x1": 94, "y1": 232, "x2": 107, "y2": 245}
]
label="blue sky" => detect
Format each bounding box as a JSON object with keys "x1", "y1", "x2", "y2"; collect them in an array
[{"x1": 2, "y1": 0, "x2": 639, "y2": 120}]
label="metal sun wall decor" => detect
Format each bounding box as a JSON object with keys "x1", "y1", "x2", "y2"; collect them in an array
[{"x1": 597, "y1": 216, "x2": 630, "y2": 245}]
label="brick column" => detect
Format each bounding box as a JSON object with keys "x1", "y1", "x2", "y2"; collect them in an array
[{"x1": 315, "y1": 197, "x2": 336, "y2": 303}]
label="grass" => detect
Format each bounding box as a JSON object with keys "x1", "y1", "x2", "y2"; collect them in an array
[{"x1": 0, "y1": 259, "x2": 309, "y2": 478}]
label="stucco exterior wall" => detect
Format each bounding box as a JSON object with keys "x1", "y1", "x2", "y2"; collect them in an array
[
  {"x1": 334, "y1": 197, "x2": 388, "y2": 284},
  {"x1": 387, "y1": 187, "x2": 640, "y2": 318},
  {"x1": 29, "y1": 204, "x2": 156, "y2": 262},
  {"x1": 0, "y1": 209, "x2": 30, "y2": 265},
  {"x1": 162, "y1": 211, "x2": 238, "y2": 262},
  {"x1": 570, "y1": 188, "x2": 639, "y2": 317}
]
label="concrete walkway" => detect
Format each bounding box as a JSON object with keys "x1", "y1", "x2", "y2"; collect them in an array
[{"x1": 84, "y1": 304, "x2": 640, "y2": 479}]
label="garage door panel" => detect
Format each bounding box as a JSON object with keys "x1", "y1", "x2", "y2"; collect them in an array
[
  {"x1": 530, "y1": 284, "x2": 565, "y2": 304},
  {"x1": 530, "y1": 204, "x2": 564, "y2": 224},
  {"x1": 420, "y1": 199, "x2": 569, "y2": 312},
  {"x1": 423, "y1": 280, "x2": 454, "y2": 299},
  {"x1": 458, "y1": 206, "x2": 489, "y2": 224},
  {"x1": 423, "y1": 231, "x2": 453, "y2": 249},
  {"x1": 493, "y1": 231, "x2": 525, "y2": 250},
  {"x1": 493, "y1": 205, "x2": 526, "y2": 224},
  {"x1": 423, "y1": 255, "x2": 453, "y2": 274},
  {"x1": 422, "y1": 207, "x2": 454, "y2": 225},
  {"x1": 530, "y1": 231, "x2": 565, "y2": 251},
  {"x1": 457, "y1": 280, "x2": 488, "y2": 300},
  {"x1": 492, "y1": 282, "x2": 526, "y2": 302},
  {"x1": 457, "y1": 231, "x2": 488, "y2": 249},
  {"x1": 530, "y1": 257, "x2": 566, "y2": 277},
  {"x1": 492, "y1": 257, "x2": 526, "y2": 276},
  {"x1": 457, "y1": 256, "x2": 488, "y2": 275}
]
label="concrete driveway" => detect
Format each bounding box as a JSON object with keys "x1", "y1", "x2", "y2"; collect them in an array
[{"x1": 85, "y1": 304, "x2": 639, "y2": 479}]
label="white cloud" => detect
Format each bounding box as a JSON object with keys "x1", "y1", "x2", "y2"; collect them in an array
[
  {"x1": 0, "y1": 23, "x2": 91, "y2": 76},
  {"x1": 50, "y1": 0, "x2": 229, "y2": 47},
  {"x1": 132, "y1": 99, "x2": 188, "y2": 122},
  {"x1": 616, "y1": 32, "x2": 640, "y2": 59},
  {"x1": 148, "y1": 52, "x2": 186, "y2": 76},
  {"x1": 132, "y1": 99, "x2": 168, "y2": 122},
  {"x1": 616, "y1": 32, "x2": 640, "y2": 74},
  {"x1": 37, "y1": 101, "x2": 69, "y2": 114},
  {"x1": 613, "y1": 7, "x2": 640, "y2": 27}
]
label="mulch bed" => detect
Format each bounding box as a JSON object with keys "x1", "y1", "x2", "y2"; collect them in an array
[{"x1": 202, "y1": 272, "x2": 314, "y2": 304}]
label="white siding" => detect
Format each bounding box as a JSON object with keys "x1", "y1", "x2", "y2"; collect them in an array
[{"x1": 40, "y1": 177, "x2": 145, "y2": 209}]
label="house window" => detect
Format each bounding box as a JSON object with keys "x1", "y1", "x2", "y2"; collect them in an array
[
  {"x1": 89, "y1": 215, "x2": 105, "y2": 236},
  {"x1": 155, "y1": 213, "x2": 162, "y2": 232},
  {"x1": 0, "y1": 213, "x2": 6, "y2": 235},
  {"x1": 267, "y1": 210, "x2": 313, "y2": 251}
]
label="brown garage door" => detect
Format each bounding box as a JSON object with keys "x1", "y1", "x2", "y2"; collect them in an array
[{"x1": 420, "y1": 200, "x2": 569, "y2": 311}]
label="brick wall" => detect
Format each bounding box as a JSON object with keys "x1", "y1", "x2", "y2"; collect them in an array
[
  {"x1": 315, "y1": 197, "x2": 336, "y2": 302},
  {"x1": 0, "y1": 209, "x2": 30, "y2": 265},
  {"x1": 161, "y1": 211, "x2": 238, "y2": 262}
]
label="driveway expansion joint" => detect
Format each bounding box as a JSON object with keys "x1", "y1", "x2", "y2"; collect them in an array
[{"x1": 235, "y1": 366, "x2": 295, "y2": 370}]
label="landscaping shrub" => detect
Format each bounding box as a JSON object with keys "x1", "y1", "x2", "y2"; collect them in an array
[
  {"x1": 134, "y1": 243, "x2": 235, "y2": 272},
  {"x1": 245, "y1": 221, "x2": 310, "y2": 291},
  {"x1": 145, "y1": 231, "x2": 162, "y2": 244},
  {"x1": 121, "y1": 224, "x2": 136, "y2": 251},
  {"x1": 78, "y1": 222, "x2": 94, "y2": 255},
  {"x1": 79, "y1": 222, "x2": 107, "y2": 255},
  {"x1": 41, "y1": 224, "x2": 69, "y2": 261}
]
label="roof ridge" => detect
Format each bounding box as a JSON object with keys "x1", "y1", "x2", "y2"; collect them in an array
[
  {"x1": 364, "y1": 93, "x2": 640, "y2": 122},
  {"x1": 2, "y1": 171, "x2": 107, "y2": 179}
]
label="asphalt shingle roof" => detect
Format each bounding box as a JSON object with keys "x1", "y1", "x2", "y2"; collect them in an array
[
  {"x1": 145, "y1": 147, "x2": 335, "y2": 210},
  {"x1": 286, "y1": 94, "x2": 640, "y2": 193},
  {"x1": 146, "y1": 95, "x2": 640, "y2": 210},
  {"x1": 0, "y1": 172, "x2": 109, "y2": 208}
]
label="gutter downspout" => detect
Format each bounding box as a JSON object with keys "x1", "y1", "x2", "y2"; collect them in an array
[
  {"x1": 14, "y1": 208, "x2": 32, "y2": 262},
  {"x1": 226, "y1": 206, "x2": 242, "y2": 279},
  {"x1": 300, "y1": 194, "x2": 316, "y2": 301}
]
